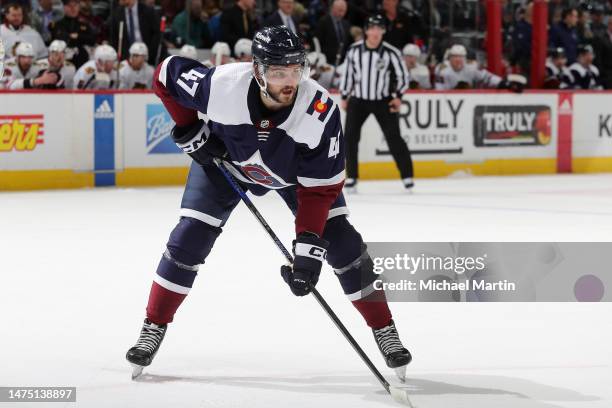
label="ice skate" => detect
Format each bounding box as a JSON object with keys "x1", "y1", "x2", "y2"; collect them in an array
[
  {"x1": 372, "y1": 319, "x2": 412, "y2": 382},
  {"x1": 126, "y1": 319, "x2": 167, "y2": 379}
]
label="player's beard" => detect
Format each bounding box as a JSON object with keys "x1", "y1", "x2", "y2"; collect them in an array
[{"x1": 268, "y1": 85, "x2": 297, "y2": 105}]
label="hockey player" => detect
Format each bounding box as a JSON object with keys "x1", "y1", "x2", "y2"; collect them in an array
[
  {"x1": 179, "y1": 44, "x2": 198, "y2": 60},
  {"x1": 202, "y1": 41, "x2": 233, "y2": 68},
  {"x1": 544, "y1": 47, "x2": 573, "y2": 89},
  {"x1": 435, "y1": 44, "x2": 525, "y2": 91},
  {"x1": 307, "y1": 51, "x2": 335, "y2": 89},
  {"x1": 119, "y1": 42, "x2": 155, "y2": 89},
  {"x1": 36, "y1": 40, "x2": 76, "y2": 89},
  {"x1": 435, "y1": 44, "x2": 501, "y2": 89},
  {"x1": 126, "y1": 26, "x2": 412, "y2": 381},
  {"x1": 73, "y1": 44, "x2": 118, "y2": 90},
  {"x1": 402, "y1": 44, "x2": 431, "y2": 89},
  {"x1": 1, "y1": 42, "x2": 49, "y2": 90},
  {"x1": 233, "y1": 38, "x2": 253, "y2": 62},
  {"x1": 569, "y1": 44, "x2": 603, "y2": 90}
]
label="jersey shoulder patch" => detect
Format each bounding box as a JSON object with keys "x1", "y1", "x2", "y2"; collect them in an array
[
  {"x1": 206, "y1": 62, "x2": 252, "y2": 125},
  {"x1": 278, "y1": 79, "x2": 336, "y2": 149},
  {"x1": 85, "y1": 66, "x2": 95, "y2": 75}
]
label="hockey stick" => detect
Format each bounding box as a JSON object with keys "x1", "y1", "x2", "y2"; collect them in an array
[
  {"x1": 0, "y1": 39, "x2": 5, "y2": 81},
  {"x1": 116, "y1": 21, "x2": 124, "y2": 89},
  {"x1": 212, "y1": 158, "x2": 413, "y2": 406}
]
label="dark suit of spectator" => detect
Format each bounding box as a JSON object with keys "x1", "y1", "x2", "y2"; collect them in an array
[
  {"x1": 49, "y1": 2, "x2": 96, "y2": 69},
  {"x1": 315, "y1": 14, "x2": 351, "y2": 65},
  {"x1": 263, "y1": 10, "x2": 298, "y2": 34},
  {"x1": 220, "y1": 3, "x2": 256, "y2": 55},
  {"x1": 171, "y1": 9, "x2": 212, "y2": 47},
  {"x1": 512, "y1": 18, "x2": 532, "y2": 74},
  {"x1": 593, "y1": 27, "x2": 612, "y2": 89},
  {"x1": 549, "y1": 9, "x2": 579, "y2": 63},
  {"x1": 382, "y1": 9, "x2": 419, "y2": 49},
  {"x1": 108, "y1": 0, "x2": 166, "y2": 66}
]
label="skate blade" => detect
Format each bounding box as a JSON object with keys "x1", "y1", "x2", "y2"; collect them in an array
[
  {"x1": 394, "y1": 365, "x2": 407, "y2": 383},
  {"x1": 131, "y1": 364, "x2": 144, "y2": 380},
  {"x1": 344, "y1": 186, "x2": 357, "y2": 194}
]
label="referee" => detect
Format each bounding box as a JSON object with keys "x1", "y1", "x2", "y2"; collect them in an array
[{"x1": 340, "y1": 15, "x2": 414, "y2": 192}]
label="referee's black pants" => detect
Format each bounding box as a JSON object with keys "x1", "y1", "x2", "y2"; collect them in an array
[{"x1": 344, "y1": 97, "x2": 413, "y2": 180}]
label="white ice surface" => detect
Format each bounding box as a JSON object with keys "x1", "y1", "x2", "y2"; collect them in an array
[{"x1": 1, "y1": 174, "x2": 611, "y2": 408}]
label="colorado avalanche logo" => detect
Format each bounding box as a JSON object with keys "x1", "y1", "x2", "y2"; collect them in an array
[
  {"x1": 306, "y1": 90, "x2": 333, "y2": 122},
  {"x1": 235, "y1": 150, "x2": 291, "y2": 189}
]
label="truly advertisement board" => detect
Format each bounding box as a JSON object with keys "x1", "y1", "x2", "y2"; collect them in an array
[
  {"x1": 473, "y1": 105, "x2": 552, "y2": 147},
  {"x1": 355, "y1": 93, "x2": 558, "y2": 165}
]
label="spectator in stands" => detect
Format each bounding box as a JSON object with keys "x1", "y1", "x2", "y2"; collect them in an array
[
  {"x1": 380, "y1": 0, "x2": 419, "y2": 50},
  {"x1": 108, "y1": 0, "x2": 165, "y2": 66},
  {"x1": 73, "y1": 44, "x2": 118, "y2": 89},
  {"x1": 49, "y1": 0, "x2": 96, "y2": 69},
  {"x1": 576, "y1": 4, "x2": 594, "y2": 44},
  {"x1": 79, "y1": 0, "x2": 106, "y2": 44},
  {"x1": 119, "y1": 41, "x2": 154, "y2": 89},
  {"x1": 593, "y1": 17, "x2": 612, "y2": 89},
  {"x1": 350, "y1": 25, "x2": 363, "y2": 42},
  {"x1": 402, "y1": 43, "x2": 430, "y2": 89},
  {"x1": 263, "y1": 0, "x2": 299, "y2": 34},
  {"x1": 220, "y1": 0, "x2": 256, "y2": 56},
  {"x1": 233, "y1": 38, "x2": 252, "y2": 62},
  {"x1": 171, "y1": 0, "x2": 212, "y2": 48},
  {"x1": 0, "y1": 42, "x2": 48, "y2": 89},
  {"x1": 511, "y1": 1, "x2": 533, "y2": 76},
  {"x1": 202, "y1": 0, "x2": 222, "y2": 20},
  {"x1": 159, "y1": 0, "x2": 186, "y2": 24},
  {"x1": 549, "y1": 7, "x2": 579, "y2": 64},
  {"x1": 590, "y1": 6, "x2": 607, "y2": 39},
  {"x1": 314, "y1": 0, "x2": 351, "y2": 66},
  {"x1": 0, "y1": 2, "x2": 47, "y2": 59},
  {"x1": 35, "y1": 39, "x2": 76, "y2": 89},
  {"x1": 569, "y1": 44, "x2": 603, "y2": 90},
  {"x1": 30, "y1": 0, "x2": 63, "y2": 45},
  {"x1": 544, "y1": 47, "x2": 573, "y2": 89}
]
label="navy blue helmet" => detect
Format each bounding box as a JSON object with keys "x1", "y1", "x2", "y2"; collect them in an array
[
  {"x1": 252, "y1": 26, "x2": 306, "y2": 66},
  {"x1": 548, "y1": 47, "x2": 566, "y2": 59}
]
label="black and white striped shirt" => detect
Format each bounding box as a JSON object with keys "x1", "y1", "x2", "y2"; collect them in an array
[{"x1": 340, "y1": 40, "x2": 410, "y2": 101}]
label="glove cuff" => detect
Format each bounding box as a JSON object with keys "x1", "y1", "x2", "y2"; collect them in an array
[
  {"x1": 294, "y1": 232, "x2": 329, "y2": 262},
  {"x1": 172, "y1": 119, "x2": 210, "y2": 153}
]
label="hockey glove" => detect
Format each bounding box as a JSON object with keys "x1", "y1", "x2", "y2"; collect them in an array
[
  {"x1": 172, "y1": 119, "x2": 227, "y2": 166},
  {"x1": 498, "y1": 74, "x2": 527, "y2": 93},
  {"x1": 281, "y1": 232, "x2": 329, "y2": 296}
]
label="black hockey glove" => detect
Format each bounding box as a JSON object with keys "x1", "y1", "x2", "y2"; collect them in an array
[
  {"x1": 281, "y1": 232, "x2": 329, "y2": 296},
  {"x1": 172, "y1": 119, "x2": 227, "y2": 166},
  {"x1": 498, "y1": 74, "x2": 527, "y2": 93}
]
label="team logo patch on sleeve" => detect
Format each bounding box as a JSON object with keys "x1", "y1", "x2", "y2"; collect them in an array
[{"x1": 306, "y1": 90, "x2": 334, "y2": 122}]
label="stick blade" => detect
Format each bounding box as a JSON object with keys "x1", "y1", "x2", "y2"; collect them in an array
[{"x1": 389, "y1": 386, "x2": 415, "y2": 407}]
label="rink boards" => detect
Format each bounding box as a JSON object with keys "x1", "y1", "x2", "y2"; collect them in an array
[{"x1": 0, "y1": 90, "x2": 611, "y2": 190}]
